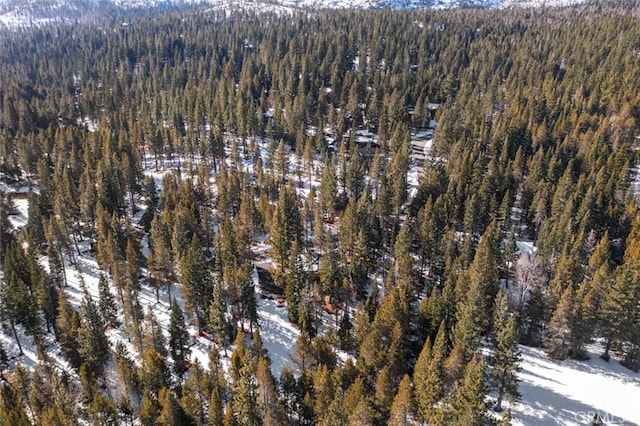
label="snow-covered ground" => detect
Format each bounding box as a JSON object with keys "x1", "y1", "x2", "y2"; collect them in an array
[
  {"x1": 513, "y1": 344, "x2": 640, "y2": 426},
  {"x1": 257, "y1": 297, "x2": 299, "y2": 377},
  {"x1": 516, "y1": 239, "x2": 536, "y2": 256},
  {"x1": 7, "y1": 196, "x2": 28, "y2": 230}
]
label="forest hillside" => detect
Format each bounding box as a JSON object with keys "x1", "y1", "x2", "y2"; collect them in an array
[{"x1": 1, "y1": 3, "x2": 640, "y2": 425}]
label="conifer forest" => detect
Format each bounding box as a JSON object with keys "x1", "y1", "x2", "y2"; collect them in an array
[{"x1": 0, "y1": 2, "x2": 639, "y2": 424}]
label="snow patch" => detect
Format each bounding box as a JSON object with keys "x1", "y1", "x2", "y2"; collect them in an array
[{"x1": 513, "y1": 344, "x2": 640, "y2": 426}]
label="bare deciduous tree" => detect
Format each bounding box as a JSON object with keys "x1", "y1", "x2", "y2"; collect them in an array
[{"x1": 514, "y1": 253, "x2": 547, "y2": 312}]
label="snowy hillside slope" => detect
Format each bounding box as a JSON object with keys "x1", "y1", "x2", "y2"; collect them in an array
[
  {"x1": 0, "y1": 0, "x2": 594, "y2": 27},
  {"x1": 513, "y1": 344, "x2": 640, "y2": 426}
]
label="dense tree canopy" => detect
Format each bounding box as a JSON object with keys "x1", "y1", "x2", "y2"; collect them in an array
[{"x1": 0, "y1": 1, "x2": 639, "y2": 424}]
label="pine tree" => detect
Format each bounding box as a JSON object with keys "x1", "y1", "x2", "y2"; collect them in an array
[
  {"x1": 140, "y1": 390, "x2": 161, "y2": 426},
  {"x1": 122, "y1": 243, "x2": 145, "y2": 351},
  {"x1": 318, "y1": 155, "x2": 337, "y2": 222},
  {"x1": 274, "y1": 139, "x2": 290, "y2": 186},
  {"x1": 157, "y1": 387, "x2": 192, "y2": 426},
  {"x1": 208, "y1": 386, "x2": 224, "y2": 426},
  {"x1": 1, "y1": 242, "x2": 40, "y2": 348},
  {"x1": 348, "y1": 399, "x2": 375, "y2": 426},
  {"x1": 232, "y1": 363, "x2": 260, "y2": 426},
  {"x1": 119, "y1": 396, "x2": 135, "y2": 425},
  {"x1": 345, "y1": 142, "x2": 365, "y2": 199},
  {"x1": 143, "y1": 309, "x2": 168, "y2": 358},
  {"x1": 0, "y1": 383, "x2": 30, "y2": 425},
  {"x1": 373, "y1": 365, "x2": 394, "y2": 423},
  {"x1": 468, "y1": 220, "x2": 500, "y2": 325},
  {"x1": 414, "y1": 321, "x2": 447, "y2": 422},
  {"x1": 280, "y1": 367, "x2": 299, "y2": 422},
  {"x1": 242, "y1": 276, "x2": 259, "y2": 334},
  {"x1": 338, "y1": 307, "x2": 353, "y2": 351},
  {"x1": 452, "y1": 275, "x2": 486, "y2": 363},
  {"x1": 98, "y1": 273, "x2": 118, "y2": 328},
  {"x1": 546, "y1": 253, "x2": 582, "y2": 317},
  {"x1": 46, "y1": 216, "x2": 68, "y2": 287},
  {"x1": 503, "y1": 228, "x2": 517, "y2": 288},
  {"x1": 169, "y1": 299, "x2": 191, "y2": 377},
  {"x1": 54, "y1": 290, "x2": 82, "y2": 367},
  {"x1": 208, "y1": 347, "x2": 228, "y2": 415},
  {"x1": 600, "y1": 263, "x2": 640, "y2": 368},
  {"x1": 256, "y1": 356, "x2": 286, "y2": 425},
  {"x1": 27, "y1": 247, "x2": 59, "y2": 332},
  {"x1": 313, "y1": 365, "x2": 335, "y2": 424},
  {"x1": 180, "y1": 234, "x2": 212, "y2": 334},
  {"x1": 490, "y1": 290, "x2": 521, "y2": 411},
  {"x1": 389, "y1": 129, "x2": 410, "y2": 215},
  {"x1": 209, "y1": 282, "x2": 229, "y2": 356},
  {"x1": 286, "y1": 238, "x2": 306, "y2": 325},
  {"x1": 321, "y1": 396, "x2": 348, "y2": 426},
  {"x1": 392, "y1": 224, "x2": 418, "y2": 296},
  {"x1": 79, "y1": 362, "x2": 99, "y2": 404},
  {"x1": 88, "y1": 393, "x2": 119, "y2": 426},
  {"x1": 141, "y1": 348, "x2": 172, "y2": 396},
  {"x1": 149, "y1": 212, "x2": 174, "y2": 301},
  {"x1": 600, "y1": 220, "x2": 640, "y2": 369},
  {"x1": 520, "y1": 285, "x2": 546, "y2": 347},
  {"x1": 268, "y1": 186, "x2": 302, "y2": 272},
  {"x1": 449, "y1": 355, "x2": 488, "y2": 426},
  {"x1": 545, "y1": 285, "x2": 579, "y2": 360},
  {"x1": 114, "y1": 342, "x2": 142, "y2": 407},
  {"x1": 181, "y1": 360, "x2": 209, "y2": 426},
  {"x1": 388, "y1": 374, "x2": 414, "y2": 426},
  {"x1": 77, "y1": 292, "x2": 111, "y2": 375}
]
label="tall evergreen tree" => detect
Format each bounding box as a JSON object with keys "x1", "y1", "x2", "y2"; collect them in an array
[
  {"x1": 449, "y1": 355, "x2": 488, "y2": 426},
  {"x1": 490, "y1": 290, "x2": 521, "y2": 411},
  {"x1": 255, "y1": 356, "x2": 286, "y2": 425},
  {"x1": 98, "y1": 273, "x2": 118, "y2": 328},
  {"x1": 545, "y1": 285, "x2": 582, "y2": 360},
  {"x1": 169, "y1": 299, "x2": 191, "y2": 377},
  {"x1": 88, "y1": 393, "x2": 119, "y2": 426},
  {"x1": 388, "y1": 374, "x2": 414, "y2": 426},
  {"x1": 232, "y1": 363, "x2": 260, "y2": 426},
  {"x1": 0, "y1": 383, "x2": 31, "y2": 425},
  {"x1": 77, "y1": 293, "x2": 111, "y2": 375},
  {"x1": 600, "y1": 219, "x2": 640, "y2": 369},
  {"x1": 157, "y1": 387, "x2": 192, "y2": 426},
  {"x1": 208, "y1": 385, "x2": 224, "y2": 426},
  {"x1": 180, "y1": 360, "x2": 209, "y2": 426},
  {"x1": 114, "y1": 341, "x2": 143, "y2": 408},
  {"x1": 209, "y1": 281, "x2": 229, "y2": 356},
  {"x1": 180, "y1": 234, "x2": 212, "y2": 333},
  {"x1": 414, "y1": 321, "x2": 448, "y2": 423},
  {"x1": 141, "y1": 348, "x2": 172, "y2": 396},
  {"x1": 318, "y1": 155, "x2": 337, "y2": 222}
]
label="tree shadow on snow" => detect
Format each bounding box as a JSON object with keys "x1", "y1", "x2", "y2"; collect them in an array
[{"x1": 516, "y1": 381, "x2": 636, "y2": 426}]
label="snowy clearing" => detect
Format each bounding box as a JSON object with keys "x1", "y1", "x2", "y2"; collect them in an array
[
  {"x1": 257, "y1": 297, "x2": 300, "y2": 377},
  {"x1": 513, "y1": 344, "x2": 640, "y2": 426}
]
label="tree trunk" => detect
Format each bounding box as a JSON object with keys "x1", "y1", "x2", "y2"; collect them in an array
[
  {"x1": 10, "y1": 318, "x2": 23, "y2": 355},
  {"x1": 72, "y1": 232, "x2": 81, "y2": 257},
  {"x1": 601, "y1": 338, "x2": 611, "y2": 361},
  {"x1": 59, "y1": 246, "x2": 68, "y2": 287},
  {"x1": 494, "y1": 388, "x2": 504, "y2": 412}
]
